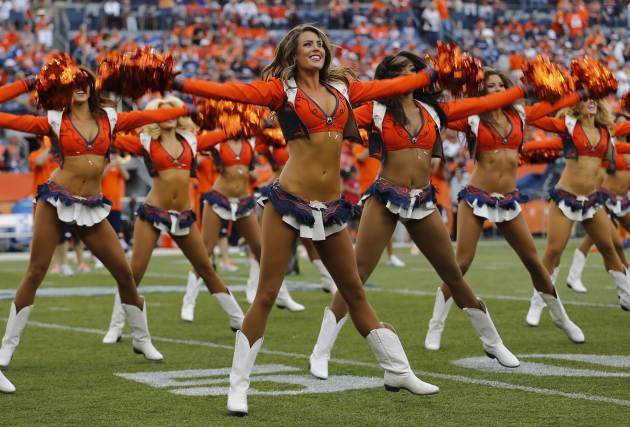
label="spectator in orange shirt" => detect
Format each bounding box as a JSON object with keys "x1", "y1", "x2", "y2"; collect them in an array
[{"x1": 101, "y1": 150, "x2": 129, "y2": 237}]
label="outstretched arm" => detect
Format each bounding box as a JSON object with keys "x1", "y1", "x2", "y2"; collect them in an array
[
  {"x1": 524, "y1": 91, "x2": 583, "y2": 123},
  {"x1": 111, "y1": 133, "x2": 144, "y2": 155},
  {"x1": 115, "y1": 107, "x2": 190, "y2": 133},
  {"x1": 441, "y1": 85, "x2": 525, "y2": 122},
  {"x1": 0, "y1": 78, "x2": 33, "y2": 104},
  {"x1": 529, "y1": 116, "x2": 567, "y2": 134},
  {"x1": 614, "y1": 120, "x2": 630, "y2": 138},
  {"x1": 0, "y1": 112, "x2": 50, "y2": 135},
  {"x1": 177, "y1": 78, "x2": 285, "y2": 110},
  {"x1": 352, "y1": 103, "x2": 374, "y2": 128},
  {"x1": 348, "y1": 69, "x2": 436, "y2": 105},
  {"x1": 197, "y1": 129, "x2": 230, "y2": 151}
]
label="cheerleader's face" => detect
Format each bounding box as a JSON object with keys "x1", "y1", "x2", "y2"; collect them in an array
[
  {"x1": 390, "y1": 56, "x2": 417, "y2": 77},
  {"x1": 295, "y1": 31, "x2": 325, "y2": 72},
  {"x1": 484, "y1": 74, "x2": 505, "y2": 94},
  {"x1": 72, "y1": 85, "x2": 90, "y2": 104},
  {"x1": 584, "y1": 99, "x2": 598, "y2": 115}
]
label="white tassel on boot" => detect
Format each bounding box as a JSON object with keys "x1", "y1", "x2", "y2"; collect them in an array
[
  {"x1": 103, "y1": 291, "x2": 125, "y2": 344},
  {"x1": 313, "y1": 259, "x2": 337, "y2": 294},
  {"x1": 366, "y1": 328, "x2": 439, "y2": 395},
  {"x1": 227, "y1": 331, "x2": 264, "y2": 416},
  {"x1": 309, "y1": 307, "x2": 348, "y2": 379},
  {"x1": 566, "y1": 249, "x2": 588, "y2": 293},
  {"x1": 526, "y1": 267, "x2": 557, "y2": 326},
  {"x1": 540, "y1": 291, "x2": 585, "y2": 343},
  {"x1": 213, "y1": 292, "x2": 245, "y2": 331},
  {"x1": 0, "y1": 370, "x2": 15, "y2": 394},
  {"x1": 246, "y1": 258, "x2": 259, "y2": 304},
  {"x1": 181, "y1": 272, "x2": 202, "y2": 322},
  {"x1": 276, "y1": 282, "x2": 305, "y2": 312},
  {"x1": 609, "y1": 269, "x2": 630, "y2": 311},
  {"x1": 463, "y1": 304, "x2": 520, "y2": 368},
  {"x1": 123, "y1": 301, "x2": 163, "y2": 361},
  {"x1": 424, "y1": 288, "x2": 454, "y2": 351},
  {"x1": 0, "y1": 303, "x2": 33, "y2": 368}
]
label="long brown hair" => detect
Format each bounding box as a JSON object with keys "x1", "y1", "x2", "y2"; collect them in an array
[{"x1": 261, "y1": 24, "x2": 355, "y2": 86}]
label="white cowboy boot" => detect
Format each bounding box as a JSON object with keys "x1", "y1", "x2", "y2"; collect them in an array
[
  {"x1": 0, "y1": 303, "x2": 33, "y2": 368},
  {"x1": 463, "y1": 304, "x2": 520, "y2": 368},
  {"x1": 213, "y1": 291, "x2": 244, "y2": 331},
  {"x1": 227, "y1": 331, "x2": 264, "y2": 416},
  {"x1": 609, "y1": 269, "x2": 630, "y2": 311},
  {"x1": 276, "y1": 282, "x2": 305, "y2": 312},
  {"x1": 540, "y1": 290, "x2": 585, "y2": 343},
  {"x1": 103, "y1": 291, "x2": 125, "y2": 344},
  {"x1": 246, "y1": 258, "x2": 259, "y2": 304},
  {"x1": 0, "y1": 370, "x2": 15, "y2": 394},
  {"x1": 309, "y1": 307, "x2": 348, "y2": 379},
  {"x1": 366, "y1": 328, "x2": 439, "y2": 395},
  {"x1": 181, "y1": 271, "x2": 202, "y2": 322},
  {"x1": 123, "y1": 301, "x2": 163, "y2": 361},
  {"x1": 566, "y1": 249, "x2": 588, "y2": 293},
  {"x1": 424, "y1": 288, "x2": 454, "y2": 351},
  {"x1": 313, "y1": 259, "x2": 337, "y2": 294},
  {"x1": 526, "y1": 267, "x2": 558, "y2": 326}
]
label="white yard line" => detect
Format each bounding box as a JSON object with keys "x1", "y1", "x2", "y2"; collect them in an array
[{"x1": 5, "y1": 318, "x2": 629, "y2": 408}]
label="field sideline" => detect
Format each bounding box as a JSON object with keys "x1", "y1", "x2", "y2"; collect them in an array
[{"x1": 0, "y1": 238, "x2": 628, "y2": 425}]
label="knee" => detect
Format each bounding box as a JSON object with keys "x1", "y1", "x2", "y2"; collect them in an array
[
  {"x1": 115, "y1": 265, "x2": 136, "y2": 287},
  {"x1": 255, "y1": 286, "x2": 280, "y2": 311},
  {"x1": 456, "y1": 256, "x2": 473, "y2": 275},
  {"x1": 337, "y1": 284, "x2": 367, "y2": 308},
  {"x1": 356, "y1": 261, "x2": 370, "y2": 284},
  {"x1": 598, "y1": 243, "x2": 618, "y2": 261},
  {"x1": 25, "y1": 263, "x2": 47, "y2": 286},
  {"x1": 544, "y1": 246, "x2": 562, "y2": 262}
]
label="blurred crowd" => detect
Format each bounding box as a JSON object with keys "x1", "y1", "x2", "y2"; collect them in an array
[{"x1": 0, "y1": 0, "x2": 629, "y2": 225}]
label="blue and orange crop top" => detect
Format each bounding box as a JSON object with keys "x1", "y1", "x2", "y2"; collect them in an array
[
  {"x1": 0, "y1": 107, "x2": 190, "y2": 167},
  {"x1": 178, "y1": 70, "x2": 435, "y2": 144}
]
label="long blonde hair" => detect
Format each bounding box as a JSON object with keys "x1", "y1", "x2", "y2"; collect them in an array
[
  {"x1": 143, "y1": 96, "x2": 198, "y2": 139},
  {"x1": 261, "y1": 24, "x2": 356, "y2": 86},
  {"x1": 555, "y1": 99, "x2": 615, "y2": 130}
]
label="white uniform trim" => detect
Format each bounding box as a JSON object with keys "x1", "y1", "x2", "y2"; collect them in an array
[
  {"x1": 283, "y1": 78, "x2": 350, "y2": 107},
  {"x1": 372, "y1": 101, "x2": 441, "y2": 132},
  {"x1": 139, "y1": 131, "x2": 198, "y2": 156},
  {"x1": 47, "y1": 108, "x2": 118, "y2": 139}
]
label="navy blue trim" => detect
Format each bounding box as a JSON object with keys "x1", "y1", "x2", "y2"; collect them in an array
[
  {"x1": 136, "y1": 203, "x2": 196, "y2": 230},
  {"x1": 363, "y1": 178, "x2": 436, "y2": 210},
  {"x1": 548, "y1": 188, "x2": 606, "y2": 214},
  {"x1": 37, "y1": 181, "x2": 112, "y2": 208},
  {"x1": 202, "y1": 190, "x2": 256, "y2": 217},
  {"x1": 458, "y1": 185, "x2": 528, "y2": 210}
]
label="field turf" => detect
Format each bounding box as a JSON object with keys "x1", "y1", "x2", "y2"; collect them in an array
[{"x1": 0, "y1": 238, "x2": 628, "y2": 426}]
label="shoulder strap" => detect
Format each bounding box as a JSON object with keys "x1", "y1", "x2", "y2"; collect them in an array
[
  {"x1": 103, "y1": 107, "x2": 118, "y2": 138},
  {"x1": 372, "y1": 101, "x2": 387, "y2": 131},
  {"x1": 178, "y1": 131, "x2": 198, "y2": 156},
  {"x1": 565, "y1": 115, "x2": 578, "y2": 136},
  {"x1": 418, "y1": 101, "x2": 441, "y2": 130},
  {"x1": 328, "y1": 81, "x2": 350, "y2": 103},
  {"x1": 467, "y1": 115, "x2": 480, "y2": 137},
  {"x1": 283, "y1": 78, "x2": 298, "y2": 106},
  {"x1": 513, "y1": 104, "x2": 526, "y2": 128},
  {"x1": 47, "y1": 110, "x2": 63, "y2": 138},
  {"x1": 139, "y1": 132, "x2": 152, "y2": 153}
]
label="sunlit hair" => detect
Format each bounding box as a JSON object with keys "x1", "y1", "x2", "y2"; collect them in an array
[
  {"x1": 373, "y1": 51, "x2": 446, "y2": 130},
  {"x1": 556, "y1": 99, "x2": 614, "y2": 130},
  {"x1": 261, "y1": 24, "x2": 356, "y2": 86},
  {"x1": 142, "y1": 96, "x2": 197, "y2": 139}
]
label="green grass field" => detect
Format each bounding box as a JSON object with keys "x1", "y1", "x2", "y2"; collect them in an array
[{"x1": 0, "y1": 238, "x2": 629, "y2": 426}]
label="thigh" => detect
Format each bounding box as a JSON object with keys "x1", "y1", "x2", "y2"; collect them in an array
[
  {"x1": 258, "y1": 203, "x2": 298, "y2": 285},
  {"x1": 75, "y1": 220, "x2": 132, "y2": 281},
  {"x1": 172, "y1": 226, "x2": 215, "y2": 274},
  {"x1": 617, "y1": 214, "x2": 630, "y2": 234},
  {"x1": 496, "y1": 213, "x2": 541, "y2": 262},
  {"x1": 405, "y1": 210, "x2": 461, "y2": 278},
  {"x1": 300, "y1": 238, "x2": 320, "y2": 261},
  {"x1": 582, "y1": 209, "x2": 618, "y2": 252},
  {"x1": 545, "y1": 202, "x2": 575, "y2": 254},
  {"x1": 235, "y1": 213, "x2": 262, "y2": 261},
  {"x1": 313, "y1": 229, "x2": 362, "y2": 294},
  {"x1": 29, "y1": 200, "x2": 65, "y2": 270},
  {"x1": 201, "y1": 204, "x2": 222, "y2": 254},
  {"x1": 129, "y1": 218, "x2": 161, "y2": 285},
  {"x1": 354, "y1": 198, "x2": 398, "y2": 282},
  {"x1": 454, "y1": 201, "x2": 484, "y2": 268}
]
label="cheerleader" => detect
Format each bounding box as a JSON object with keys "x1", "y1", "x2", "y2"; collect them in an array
[
  {"x1": 174, "y1": 24, "x2": 445, "y2": 415},
  {"x1": 101, "y1": 96, "x2": 245, "y2": 345},
  {"x1": 0, "y1": 69, "x2": 190, "y2": 383},
  {"x1": 564, "y1": 117, "x2": 630, "y2": 293},
  {"x1": 526, "y1": 101, "x2": 630, "y2": 322},
  {"x1": 307, "y1": 52, "x2": 572, "y2": 380}
]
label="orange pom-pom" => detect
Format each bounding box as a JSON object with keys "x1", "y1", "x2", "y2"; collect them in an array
[
  {"x1": 35, "y1": 54, "x2": 89, "y2": 110},
  {"x1": 571, "y1": 57, "x2": 617, "y2": 100},
  {"x1": 426, "y1": 42, "x2": 484, "y2": 96},
  {"x1": 359, "y1": 128, "x2": 369, "y2": 146},
  {"x1": 520, "y1": 138, "x2": 564, "y2": 164},
  {"x1": 522, "y1": 56, "x2": 575, "y2": 102},
  {"x1": 259, "y1": 127, "x2": 285, "y2": 146},
  {"x1": 96, "y1": 47, "x2": 174, "y2": 99},
  {"x1": 621, "y1": 92, "x2": 630, "y2": 113},
  {"x1": 193, "y1": 99, "x2": 268, "y2": 138}
]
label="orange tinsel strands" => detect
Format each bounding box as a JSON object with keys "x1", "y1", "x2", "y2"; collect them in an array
[
  {"x1": 519, "y1": 138, "x2": 564, "y2": 165},
  {"x1": 359, "y1": 128, "x2": 369, "y2": 146},
  {"x1": 621, "y1": 92, "x2": 630, "y2": 113},
  {"x1": 571, "y1": 57, "x2": 618, "y2": 100},
  {"x1": 426, "y1": 42, "x2": 484, "y2": 96},
  {"x1": 522, "y1": 56, "x2": 574, "y2": 102},
  {"x1": 193, "y1": 99, "x2": 268, "y2": 138},
  {"x1": 35, "y1": 53, "x2": 89, "y2": 110},
  {"x1": 96, "y1": 47, "x2": 174, "y2": 99},
  {"x1": 259, "y1": 127, "x2": 285, "y2": 146}
]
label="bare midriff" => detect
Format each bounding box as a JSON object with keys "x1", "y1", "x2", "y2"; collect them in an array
[
  {"x1": 49, "y1": 155, "x2": 108, "y2": 196},
  {"x1": 469, "y1": 148, "x2": 520, "y2": 193},
  {"x1": 555, "y1": 157, "x2": 604, "y2": 195},
  {"x1": 213, "y1": 165, "x2": 251, "y2": 198},
  {"x1": 379, "y1": 148, "x2": 432, "y2": 188},
  {"x1": 604, "y1": 171, "x2": 630, "y2": 197},
  {"x1": 145, "y1": 169, "x2": 193, "y2": 211},
  {"x1": 279, "y1": 132, "x2": 344, "y2": 201}
]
